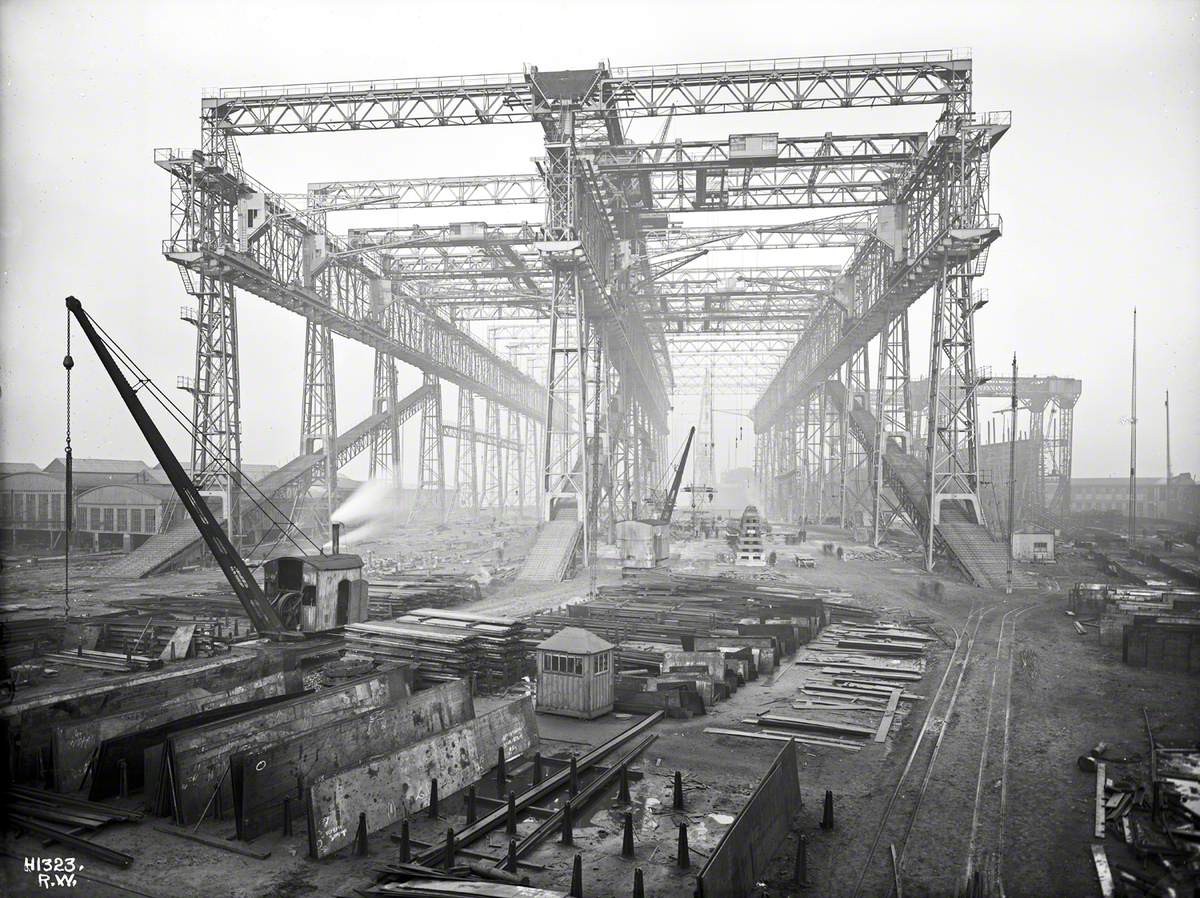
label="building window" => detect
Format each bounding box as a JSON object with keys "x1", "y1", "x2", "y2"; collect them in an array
[
  {"x1": 145, "y1": 508, "x2": 156, "y2": 533},
  {"x1": 544, "y1": 653, "x2": 582, "y2": 676},
  {"x1": 1, "y1": 493, "x2": 10, "y2": 521},
  {"x1": 13, "y1": 493, "x2": 24, "y2": 522},
  {"x1": 131, "y1": 508, "x2": 142, "y2": 533},
  {"x1": 90, "y1": 507, "x2": 101, "y2": 531},
  {"x1": 595, "y1": 652, "x2": 609, "y2": 675},
  {"x1": 38, "y1": 494, "x2": 50, "y2": 522},
  {"x1": 51, "y1": 494, "x2": 62, "y2": 526},
  {"x1": 103, "y1": 508, "x2": 114, "y2": 531}
]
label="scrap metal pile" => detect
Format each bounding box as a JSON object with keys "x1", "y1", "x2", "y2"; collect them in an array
[
  {"x1": 1086, "y1": 711, "x2": 1200, "y2": 896},
  {"x1": 707, "y1": 620, "x2": 934, "y2": 751}
]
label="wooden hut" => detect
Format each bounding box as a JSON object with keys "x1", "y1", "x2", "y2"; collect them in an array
[
  {"x1": 262, "y1": 554, "x2": 368, "y2": 633},
  {"x1": 535, "y1": 627, "x2": 614, "y2": 719}
]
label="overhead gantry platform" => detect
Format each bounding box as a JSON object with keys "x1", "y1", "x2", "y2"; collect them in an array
[{"x1": 155, "y1": 48, "x2": 1011, "y2": 582}]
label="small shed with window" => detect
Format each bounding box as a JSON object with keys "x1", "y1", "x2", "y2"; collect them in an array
[{"x1": 535, "y1": 627, "x2": 614, "y2": 719}]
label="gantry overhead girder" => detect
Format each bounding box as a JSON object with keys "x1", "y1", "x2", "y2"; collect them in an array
[
  {"x1": 205, "y1": 51, "x2": 971, "y2": 135},
  {"x1": 341, "y1": 214, "x2": 872, "y2": 258},
  {"x1": 751, "y1": 112, "x2": 1010, "y2": 432},
  {"x1": 643, "y1": 213, "x2": 874, "y2": 255},
  {"x1": 154, "y1": 149, "x2": 545, "y2": 421}
]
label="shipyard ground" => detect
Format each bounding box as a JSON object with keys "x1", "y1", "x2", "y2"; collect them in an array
[{"x1": 2, "y1": 530, "x2": 1196, "y2": 898}]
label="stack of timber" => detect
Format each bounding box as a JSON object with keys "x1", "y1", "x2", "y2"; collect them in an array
[
  {"x1": 367, "y1": 574, "x2": 482, "y2": 619},
  {"x1": 1069, "y1": 581, "x2": 1200, "y2": 669},
  {"x1": 81, "y1": 614, "x2": 232, "y2": 659},
  {"x1": 395, "y1": 608, "x2": 529, "y2": 689},
  {"x1": 345, "y1": 621, "x2": 481, "y2": 687},
  {"x1": 40, "y1": 647, "x2": 163, "y2": 672},
  {"x1": 4, "y1": 785, "x2": 142, "y2": 868},
  {"x1": 0, "y1": 618, "x2": 65, "y2": 663}
]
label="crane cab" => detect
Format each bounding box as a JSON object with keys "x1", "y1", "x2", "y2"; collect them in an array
[{"x1": 262, "y1": 554, "x2": 369, "y2": 633}]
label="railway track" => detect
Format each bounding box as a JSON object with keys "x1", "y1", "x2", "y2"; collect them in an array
[{"x1": 846, "y1": 600, "x2": 1034, "y2": 898}]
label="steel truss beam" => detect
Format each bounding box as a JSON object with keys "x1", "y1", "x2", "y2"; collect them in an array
[
  {"x1": 154, "y1": 148, "x2": 544, "y2": 421},
  {"x1": 206, "y1": 51, "x2": 971, "y2": 135},
  {"x1": 753, "y1": 112, "x2": 1010, "y2": 432},
  {"x1": 644, "y1": 213, "x2": 874, "y2": 255},
  {"x1": 343, "y1": 214, "x2": 872, "y2": 259}
]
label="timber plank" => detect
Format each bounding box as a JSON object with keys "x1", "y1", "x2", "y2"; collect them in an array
[
  {"x1": 167, "y1": 666, "x2": 412, "y2": 826},
  {"x1": 232, "y1": 678, "x2": 474, "y2": 841},
  {"x1": 306, "y1": 697, "x2": 538, "y2": 859}
]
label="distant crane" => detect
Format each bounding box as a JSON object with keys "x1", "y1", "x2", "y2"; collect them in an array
[{"x1": 616, "y1": 426, "x2": 695, "y2": 571}]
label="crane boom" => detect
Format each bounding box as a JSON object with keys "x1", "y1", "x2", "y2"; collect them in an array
[
  {"x1": 659, "y1": 426, "x2": 696, "y2": 523},
  {"x1": 65, "y1": 296, "x2": 300, "y2": 641}
]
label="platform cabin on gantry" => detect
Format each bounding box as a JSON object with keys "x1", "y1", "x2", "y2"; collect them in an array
[{"x1": 535, "y1": 627, "x2": 615, "y2": 719}]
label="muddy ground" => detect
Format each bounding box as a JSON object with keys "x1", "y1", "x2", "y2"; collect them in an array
[{"x1": 1, "y1": 529, "x2": 1196, "y2": 898}]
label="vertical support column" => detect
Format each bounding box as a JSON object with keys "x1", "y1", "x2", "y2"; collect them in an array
[
  {"x1": 506, "y1": 410, "x2": 525, "y2": 515},
  {"x1": 181, "y1": 127, "x2": 245, "y2": 536},
  {"x1": 186, "y1": 277, "x2": 243, "y2": 533},
  {"x1": 924, "y1": 271, "x2": 985, "y2": 571},
  {"x1": 368, "y1": 351, "x2": 401, "y2": 486},
  {"x1": 840, "y1": 346, "x2": 872, "y2": 530},
  {"x1": 415, "y1": 373, "x2": 445, "y2": 523},
  {"x1": 540, "y1": 106, "x2": 593, "y2": 564},
  {"x1": 1056, "y1": 400, "x2": 1076, "y2": 522},
  {"x1": 482, "y1": 398, "x2": 504, "y2": 517},
  {"x1": 456, "y1": 389, "x2": 478, "y2": 516},
  {"x1": 1029, "y1": 399, "x2": 1048, "y2": 523},
  {"x1": 630, "y1": 401, "x2": 643, "y2": 519},
  {"x1": 299, "y1": 319, "x2": 337, "y2": 537},
  {"x1": 872, "y1": 311, "x2": 913, "y2": 545}
]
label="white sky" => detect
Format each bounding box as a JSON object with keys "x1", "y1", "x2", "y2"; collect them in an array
[{"x1": 1, "y1": 0, "x2": 1197, "y2": 485}]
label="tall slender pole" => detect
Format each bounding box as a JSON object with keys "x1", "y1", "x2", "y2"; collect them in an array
[
  {"x1": 1164, "y1": 390, "x2": 1172, "y2": 500},
  {"x1": 1128, "y1": 309, "x2": 1137, "y2": 547},
  {"x1": 1006, "y1": 353, "x2": 1017, "y2": 595}
]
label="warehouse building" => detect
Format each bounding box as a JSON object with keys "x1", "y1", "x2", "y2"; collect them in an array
[
  {"x1": 0, "y1": 470, "x2": 69, "y2": 549},
  {"x1": 75, "y1": 482, "x2": 176, "y2": 551}
]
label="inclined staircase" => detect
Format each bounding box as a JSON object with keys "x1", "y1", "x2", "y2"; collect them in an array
[
  {"x1": 98, "y1": 404, "x2": 407, "y2": 579},
  {"x1": 826, "y1": 382, "x2": 1026, "y2": 589},
  {"x1": 518, "y1": 518, "x2": 583, "y2": 582}
]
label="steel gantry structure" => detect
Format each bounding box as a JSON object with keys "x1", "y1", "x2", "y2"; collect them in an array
[{"x1": 156, "y1": 49, "x2": 1010, "y2": 582}]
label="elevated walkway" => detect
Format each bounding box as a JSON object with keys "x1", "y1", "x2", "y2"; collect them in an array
[
  {"x1": 99, "y1": 390, "x2": 426, "y2": 579},
  {"x1": 827, "y1": 382, "x2": 1024, "y2": 589},
  {"x1": 518, "y1": 519, "x2": 582, "y2": 582}
]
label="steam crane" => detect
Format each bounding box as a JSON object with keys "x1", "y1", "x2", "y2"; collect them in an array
[
  {"x1": 65, "y1": 296, "x2": 367, "y2": 640},
  {"x1": 616, "y1": 426, "x2": 696, "y2": 571}
]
